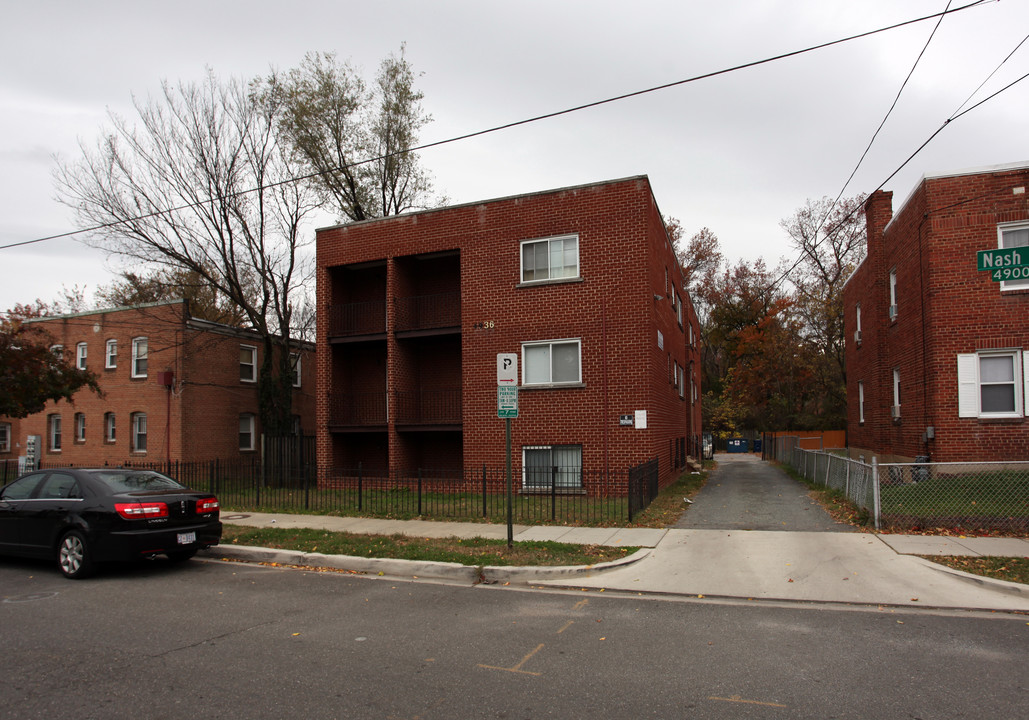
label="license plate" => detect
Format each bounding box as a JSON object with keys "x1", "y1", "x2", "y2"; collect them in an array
[{"x1": 177, "y1": 532, "x2": 197, "y2": 545}]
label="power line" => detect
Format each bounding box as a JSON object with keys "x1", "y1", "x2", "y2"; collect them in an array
[{"x1": 0, "y1": 0, "x2": 991, "y2": 253}]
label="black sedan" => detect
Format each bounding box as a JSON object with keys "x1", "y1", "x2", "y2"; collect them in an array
[{"x1": 0, "y1": 468, "x2": 221, "y2": 578}]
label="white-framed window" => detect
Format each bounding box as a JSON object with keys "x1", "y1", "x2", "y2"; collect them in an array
[
  {"x1": 892, "y1": 368, "x2": 901, "y2": 419},
  {"x1": 679, "y1": 365, "x2": 685, "y2": 399},
  {"x1": 0, "y1": 422, "x2": 10, "y2": 453},
  {"x1": 520, "y1": 234, "x2": 579, "y2": 283},
  {"x1": 49, "y1": 414, "x2": 62, "y2": 451},
  {"x1": 105, "y1": 412, "x2": 116, "y2": 443},
  {"x1": 76, "y1": 342, "x2": 87, "y2": 370},
  {"x1": 675, "y1": 292, "x2": 683, "y2": 327},
  {"x1": 855, "y1": 303, "x2": 862, "y2": 344},
  {"x1": 958, "y1": 350, "x2": 1026, "y2": 419},
  {"x1": 998, "y1": 223, "x2": 1029, "y2": 291},
  {"x1": 888, "y1": 269, "x2": 898, "y2": 320},
  {"x1": 522, "y1": 445, "x2": 582, "y2": 490},
  {"x1": 239, "y1": 414, "x2": 256, "y2": 451},
  {"x1": 131, "y1": 413, "x2": 147, "y2": 453},
  {"x1": 131, "y1": 337, "x2": 148, "y2": 378},
  {"x1": 522, "y1": 339, "x2": 581, "y2": 386},
  {"x1": 51, "y1": 345, "x2": 63, "y2": 361},
  {"x1": 290, "y1": 352, "x2": 301, "y2": 388},
  {"x1": 858, "y1": 381, "x2": 865, "y2": 424},
  {"x1": 240, "y1": 345, "x2": 257, "y2": 383},
  {"x1": 106, "y1": 339, "x2": 117, "y2": 369},
  {"x1": 74, "y1": 413, "x2": 86, "y2": 443}
]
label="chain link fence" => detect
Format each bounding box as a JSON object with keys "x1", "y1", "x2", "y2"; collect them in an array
[{"x1": 782, "y1": 445, "x2": 1029, "y2": 534}]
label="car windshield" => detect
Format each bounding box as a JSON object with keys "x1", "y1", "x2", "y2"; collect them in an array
[{"x1": 89, "y1": 470, "x2": 187, "y2": 493}]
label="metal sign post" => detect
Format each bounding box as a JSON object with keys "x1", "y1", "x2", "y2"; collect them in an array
[{"x1": 497, "y1": 354, "x2": 518, "y2": 547}]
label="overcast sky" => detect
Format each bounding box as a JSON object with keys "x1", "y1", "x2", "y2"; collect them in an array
[{"x1": 2, "y1": 0, "x2": 1027, "y2": 312}]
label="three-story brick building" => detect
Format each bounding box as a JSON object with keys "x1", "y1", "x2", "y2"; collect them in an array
[
  {"x1": 844, "y1": 162, "x2": 1029, "y2": 462},
  {"x1": 316, "y1": 176, "x2": 702, "y2": 491}
]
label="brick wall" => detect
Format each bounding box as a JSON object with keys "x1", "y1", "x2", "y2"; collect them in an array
[
  {"x1": 845, "y1": 165, "x2": 1029, "y2": 461},
  {"x1": 317, "y1": 176, "x2": 699, "y2": 489}
]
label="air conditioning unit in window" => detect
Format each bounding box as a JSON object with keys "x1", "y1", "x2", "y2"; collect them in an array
[
  {"x1": 891, "y1": 404, "x2": 902, "y2": 419},
  {"x1": 888, "y1": 304, "x2": 898, "y2": 319},
  {"x1": 854, "y1": 330, "x2": 862, "y2": 344}
]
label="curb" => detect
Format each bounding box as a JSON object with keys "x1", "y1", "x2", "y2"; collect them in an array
[
  {"x1": 200, "y1": 545, "x2": 651, "y2": 584},
  {"x1": 912, "y1": 556, "x2": 1029, "y2": 599}
]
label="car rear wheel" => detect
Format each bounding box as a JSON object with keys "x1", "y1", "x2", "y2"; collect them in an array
[
  {"x1": 166, "y1": 549, "x2": 198, "y2": 563},
  {"x1": 58, "y1": 530, "x2": 95, "y2": 579}
]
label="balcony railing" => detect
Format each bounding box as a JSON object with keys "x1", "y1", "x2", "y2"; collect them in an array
[
  {"x1": 394, "y1": 389, "x2": 462, "y2": 425},
  {"x1": 328, "y1": 392, "x2": 387, "y2": 427},
  {"x1": 394, "y1": 292, "x2": 461, "y2": 333},
  {"x1": 328, "y1": 300, "x2": 387, "y2": 338}
]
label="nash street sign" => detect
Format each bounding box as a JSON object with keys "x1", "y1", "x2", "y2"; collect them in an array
[{"x1": 977, "y1": 247, "x2": 1029, "y2": 272}]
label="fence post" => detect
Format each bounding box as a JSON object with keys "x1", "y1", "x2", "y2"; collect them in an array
[
  {"x1": 304, "y1": 459, "x2": 310, "y2": 511},
  {"x1": 871, "y1": 458, "x2": 881, "y2": 530},
  {"x1": 551, "y1": 466, "x2": 557, "y2": 521},
  {"x1": 358, "y1": 462, "x2": 363, "y2": 512},
  {"x1": 418, "y1": 468, "x2": 423, "y2": 516},
  {"x1": 481, "y1": 464, "x2": 487, "y2": 518}
]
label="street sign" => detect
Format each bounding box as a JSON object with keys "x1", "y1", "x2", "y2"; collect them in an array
[
  {"x1": 497, "y1": 353, "x2": 518, "y2": 385},
  {"x1": 977, "y1": 247, "x2": 1029, "y2": 272},
  {"x1": 497, "y1": 385, "x2": 518, "y2": 418}
]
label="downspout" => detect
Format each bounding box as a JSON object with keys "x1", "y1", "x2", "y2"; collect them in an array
[
  {"x1": 601, "y1": 295, "x2": 610, "y2": 480},
  {"x1": 917, "y1": 212, "x2": 932, "y2": 459}
]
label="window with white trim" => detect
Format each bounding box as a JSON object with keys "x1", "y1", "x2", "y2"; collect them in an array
[
  {"x1": 520, "y1": 234, "x2": 579, "y2": 283},
  {"x1": 957, "y1": 350, "x2": 1026, "y2": 418},
  {"x1": 49, "y1": 414, "x2": 62, "y2": 451},
  {"x1": 892, "y1": 368, "x2": 901, "y2": 419},
  {"x1": 76, "y1": 342, "x2": 87, "y2": 370},
  {"x1": 522, "y1": 339, "x2": 581, "y2": 385},
  {"x1": 240, "y1": 345, "x2": 257, "y2": 383},
  {"x1": 239, "y1": 414, "x2": 256, "y2": 451},
  {"x1": 678, "y1": 364, "x2": 685, "y2": 399},
  {"x1": 131, "y1": 413, "x2": 147, "y2": 453},
  {"x1": 51, "y1": 345, "x2": 63, "y2": 361},
  {"x1": 858, "y1": 381, "x2": 865, "y2": 424},
  {"x1": 0, "y1": 422, "x2": 10, "y2": 453},
  {"x1": 675, "y1": 292, "x2": 683, "y2": 327},
  {"x1": 106, "y1": 339, "x2": 117, "y2": 369},
  {"x1": 105, "y1": 412, "x2": 116, "y2": 443},
  {"x1": 522, "y1": 445, "x2": 582, "y2": 490},
  {"x1": 131, "y1": 337, "x2": 148, "y2": 378},
  {"x1": 998, "y1": 223, "x2": 1029, "y2": 291},
  {"x1": 855, "y1": 303, "x2": 862, "y2": 344},
  {"x1": 888, "y1": 269, "x2": 898, "y2": 320},
  {"x1": 290, "y1": 352, "x2": 301, "y2": 388},
  {"x1": 74, "y1": 413, "x2": 86, "y2": 443}
]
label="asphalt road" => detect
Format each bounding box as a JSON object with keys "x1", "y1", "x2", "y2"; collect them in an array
[
  {"x1": 2, "y1": 556, "x2": 1026, "y2": 719},
  {"x1": 676, "y1": 453, "x2": 855, "y2": 532}
]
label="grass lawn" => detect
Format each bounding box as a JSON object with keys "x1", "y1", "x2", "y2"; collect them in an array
[
  {"x1": 219, "y1": 525, "x2": 637, "y2": 567},
  {"x1": 921, "y1": 556, "x2": 1029, "y2": 585}
]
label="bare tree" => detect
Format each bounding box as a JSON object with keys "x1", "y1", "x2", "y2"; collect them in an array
[
  {"x1": 780, "y1": 195, "x2": 867, "y2": 424},
  {"x1": 259, "y1": 46, "x2": 440, "y2": 222},
  {"x1": 53, "y1": 70, "x2": 318, "y2": 434}
]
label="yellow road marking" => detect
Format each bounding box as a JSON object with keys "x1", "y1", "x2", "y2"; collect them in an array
[
  {"x1": 709, "y1": 695, "x2": 787, "y2": 708},
  {"x1": 556, "y1": 620, "x2": 575, "y2": 634},
  {"x1": 478, "y1": 643, "x2": 545, "y2": 676}
]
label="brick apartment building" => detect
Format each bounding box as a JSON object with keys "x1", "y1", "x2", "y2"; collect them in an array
[
  {"x1": 843, "y1": 162, "x2": 1029, "y2": 462},
  {"x1": 315, "y1": 176, "x2": 702, "y2": 491},
  {"x1": 0, "y1": 299, "x2": 314, "y2": 468}
]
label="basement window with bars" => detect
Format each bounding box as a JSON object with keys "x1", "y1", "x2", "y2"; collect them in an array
[{"x1": 522, "y1": 445, "x2": 582, "y2": 491}]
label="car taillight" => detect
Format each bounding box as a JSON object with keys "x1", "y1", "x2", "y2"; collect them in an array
[
  {"x1": 115, "y1": 502, "x2": 169, "y2": 519},
  {"x1": 196, "y1": 497, "x2": 219, "y2": 514}
]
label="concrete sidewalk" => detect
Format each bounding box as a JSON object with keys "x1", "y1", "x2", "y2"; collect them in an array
[{"x1": 209, "y1": 511, "x2": 1029, "y2": 611}]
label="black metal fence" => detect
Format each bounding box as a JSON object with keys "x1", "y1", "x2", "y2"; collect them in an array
[{"x1": 28, "y1": 456, "x2": 662, "y2": 527}]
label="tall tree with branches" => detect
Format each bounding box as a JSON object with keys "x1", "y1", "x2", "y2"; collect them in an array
[
  {"x1": 53, "y1": 70, "x2": 318, "y2": 434},
  {"x1": 259, "y1": 45, "x2": 440, "y2": 222},
  {"x1": 780, "y1": 195, "x2": 866, "y2": 426}
]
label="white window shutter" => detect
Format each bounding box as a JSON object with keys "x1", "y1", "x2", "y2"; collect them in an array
[
  {"x1": 957, "y1": 354, "x2": 978, "y2": 418},
  {"x1": 1023, "y1": 351, "x2": 1029, "y2": 417}
]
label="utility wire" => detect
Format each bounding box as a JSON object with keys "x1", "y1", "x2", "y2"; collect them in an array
[{"x1": 0, "y1": 0, "x2": 990, "y2": 252}]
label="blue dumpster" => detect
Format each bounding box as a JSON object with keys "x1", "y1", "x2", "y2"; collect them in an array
[{"x1": 727, "y1": 438, "x2": 749, "y2": 453}]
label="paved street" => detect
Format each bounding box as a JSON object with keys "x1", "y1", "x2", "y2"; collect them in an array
[{"x1": 2, "y1": 558, "x2": 1027, "y2": 720}]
